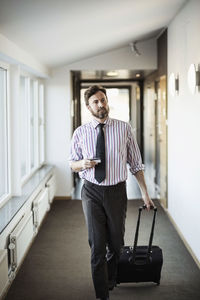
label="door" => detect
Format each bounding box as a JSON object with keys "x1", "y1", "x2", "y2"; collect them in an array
[
  {"x1": 143, "y1": 81, "x2": 156, "y2": 198},
  {"x1": 155, "y1": 76, "x2": 168, "y2": 208},
  {"x1": 71, "y1": 71, "x2": 81, "y2": 188}
]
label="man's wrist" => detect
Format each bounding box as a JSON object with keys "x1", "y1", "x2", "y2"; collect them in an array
[
  {"x1": 142, "y1": 190, "x2": 149, "y2": 198},
  {"x1": 70, "y1": 159, "x2": 84, "y2": 172},
  {"x1": 80, "y1": 159, "x2": 85, "y2": 171}
]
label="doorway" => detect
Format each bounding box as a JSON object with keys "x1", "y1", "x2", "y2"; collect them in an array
[
  {"x1": 80, "y1": 86, "x2": 131, "y2": 124},
  {"x1": 71, "y1": 75, "x2": 144, "y2": 199},
  {"x1": 155, "y1": 75, "x2": 168, "y2": 208},
  {"x1": 144, "y1": 75, "x2": 168, "y2": 207}
]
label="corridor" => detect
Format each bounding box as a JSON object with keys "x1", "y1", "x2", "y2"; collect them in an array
[
  {"x1": 4, "y1": 199, "x2": 200, "y2": 300},
  {"x1": 1, "y1": 1, "x2": 200, "y2": 299}
]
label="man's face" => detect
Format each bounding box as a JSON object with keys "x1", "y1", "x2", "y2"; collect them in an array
[{"x1": 87, "y1": 91, "x2": 109, "y2": 120}]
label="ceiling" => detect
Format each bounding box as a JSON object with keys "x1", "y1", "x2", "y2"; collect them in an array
[
  {"x1": 0, "y1": 0, "x2": 187, "y2": 69},
  {"x1": 79, "y1": 69, "x2": 155, "y2": 81}
]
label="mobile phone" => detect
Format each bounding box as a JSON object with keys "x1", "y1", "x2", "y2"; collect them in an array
[{"x1": 88, "y1": 158, "x2": 101, "y2": 163}]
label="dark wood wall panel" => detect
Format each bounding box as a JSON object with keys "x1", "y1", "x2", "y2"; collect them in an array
[{"x1": 157, "y1": 29, "x2": 167, "y2": 77}]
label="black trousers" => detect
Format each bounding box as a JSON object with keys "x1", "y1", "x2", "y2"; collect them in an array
[{"x1": 81, "y1": 180, "x2": 128, "y2": 299}]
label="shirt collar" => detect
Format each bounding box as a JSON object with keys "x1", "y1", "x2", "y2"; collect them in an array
[{"x1": 91, "y1": 117, "x2": 112, "y2": 129}]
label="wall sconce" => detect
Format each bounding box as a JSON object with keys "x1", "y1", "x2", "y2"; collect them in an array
[
  {"x1": 187, "y1": 64, "x2": 200, "y2": 94},
  {"x1": 169, "y1": 73, "x2": 179, "y2": 97}
]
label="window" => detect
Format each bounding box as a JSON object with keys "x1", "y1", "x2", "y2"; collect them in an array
[
  {"x1": 20, "y1": 76, "x2": 45, "y2": 183},
  {"x1": 0, "y1": 66, "x2": 9, "y2": 202},
  {"x1": 0, "y1": 63, "x2": 46, "y2": 206},
  {"x1": 30, "y1": 79, "x2": 38, "y2": 170},
  {"x1": 20, "y1": 76, "x2": 29, "y2": 179},
  {"x1": 106, "y1": 88, "x2": 130, "y2": 122},
  {"x1": 39, "y1": 84, "x2": 45, "y2": 165}
]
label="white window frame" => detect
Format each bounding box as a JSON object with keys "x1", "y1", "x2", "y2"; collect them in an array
[
  {"x1": 34, "y1": 80, "x2": 39, "y2": 168},
  {"x1": 39, "y1": 83, "x2": 45, "y2": 166},
  {"x1": 30, "y1": 78, "x2": 39, "y2": 173},
  {"x1": 0, "y1": 64, "x2": 46, "y2": 207},
  {"x1": 20, "y1": 71, "x2": 45, "y2": 186},
  {"x1": 20, "y1": 75, "x2": 30, "y2": 184},
  {"x1": 0, "y1": 61, "x2": 11, "y2": 208}
]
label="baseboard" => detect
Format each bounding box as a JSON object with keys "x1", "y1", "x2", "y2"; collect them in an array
[
  {"x1": 161, "y1": 203, "x2": 200, "y2": 269},
  {"x1": 54, "y1": 196, "x2": 71, "y2": 200}
]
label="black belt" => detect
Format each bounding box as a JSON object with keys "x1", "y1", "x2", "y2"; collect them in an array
[{"x1": 84, "y1": 179, "x2": 126, "y2": 189}]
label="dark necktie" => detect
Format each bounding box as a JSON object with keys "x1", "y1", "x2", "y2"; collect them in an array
[{"x1": 95, "y1": 124, "x2": 106, "y2": 183}]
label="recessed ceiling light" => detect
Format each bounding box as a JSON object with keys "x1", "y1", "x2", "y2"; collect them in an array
[
  {"x1": 106, "y1": 71, "x2": 118, "y2": 77},
  {"x1": 135, "y1": 73, "x2": 141, "y2": 78}
]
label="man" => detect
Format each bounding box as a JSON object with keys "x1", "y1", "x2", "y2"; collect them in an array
[{"x1": 69, "y1": 85, "x2": 154, "y2": 300}]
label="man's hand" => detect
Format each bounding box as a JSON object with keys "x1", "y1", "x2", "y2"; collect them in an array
[
  {"x1": 69, "y1": 159, "x2": 99, "y2": 173},
  {"x1": 143, "y1": 193, "x2": 155, "y2": 211},
  {"x1": 81, "y1": 159, "x2": 98, "y2": 170},
  {"x1": 134, "y1": 170, "x2": 155, "y2": 211}
]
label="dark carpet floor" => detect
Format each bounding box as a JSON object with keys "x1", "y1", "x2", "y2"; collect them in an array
[{"x1": 4, "y1": 199, "x2": 200, "y2": 300}]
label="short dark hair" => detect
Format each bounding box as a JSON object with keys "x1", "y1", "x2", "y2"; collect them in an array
[{"x1": 84, "y1": 85, "x2": 107, "y2": 105}]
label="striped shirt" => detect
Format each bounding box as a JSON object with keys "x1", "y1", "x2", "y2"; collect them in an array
[{"x1": 69, "y1": 117, "x2": 144, "y2": 186}]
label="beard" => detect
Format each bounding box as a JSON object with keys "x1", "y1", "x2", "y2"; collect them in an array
[{"x1": 90, "y1": 106, "x2": 109, "y2": 119}]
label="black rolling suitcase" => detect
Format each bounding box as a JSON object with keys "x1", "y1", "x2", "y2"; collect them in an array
[{"x1": 116, "y1": 205, "x2": 163, "y2": 285}]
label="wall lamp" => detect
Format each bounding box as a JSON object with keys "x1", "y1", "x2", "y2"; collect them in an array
[
  {"x1": 187, "y1": 64, "x2": 200, "y2": 94},
  {"x1": 169, "y1": 73, "x2": 179, "y2": 97}
]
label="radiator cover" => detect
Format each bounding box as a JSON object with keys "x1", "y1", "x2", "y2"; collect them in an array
[
  {"x1": 8, "y1": 211, "x2": 34, "y2": 272},
  {"x1": 0, "y1": 249, "x2": 9, "y2": 298}
]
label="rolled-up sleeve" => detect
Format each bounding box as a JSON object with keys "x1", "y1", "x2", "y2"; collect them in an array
[
  {"x1": 68, "y1": 128, "x2": 83, "y2": 162},
  {"x1": 126, "y1": 124, "x2": 145, "y2": 174}
]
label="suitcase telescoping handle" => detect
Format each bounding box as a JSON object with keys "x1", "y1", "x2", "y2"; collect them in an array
[{"x1": 131, "y1": 205, "x2": 157, "y2": 263}]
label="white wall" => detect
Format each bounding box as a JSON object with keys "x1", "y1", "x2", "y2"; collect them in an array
[
  {"x1": 168, "y1": 0, "x2": 200, "y2": 262},
  {"x1": 46, "y1": 39, "x2": 157, "y2": 197},
  {"x1": 45, "y1": 68, "x2": 73, "y2": 197},
  {"x1": 0, "y1": 33, "x2": 49, "y2": 78},
  {"x1": 67, "y1": 39, "x2": 157, "y2": 70}
]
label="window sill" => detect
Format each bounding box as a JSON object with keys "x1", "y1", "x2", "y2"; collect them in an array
[
  {"x1": 0, "y1": 164, "x2": 54, "y2": 234},
  {"x1": 0, "y1": 193, "x2": 12, "y2": 210}
]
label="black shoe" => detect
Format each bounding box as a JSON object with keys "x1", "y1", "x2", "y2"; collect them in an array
[{"x1": 109, "y1": 280, "x2": 117, "y2": 291}]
